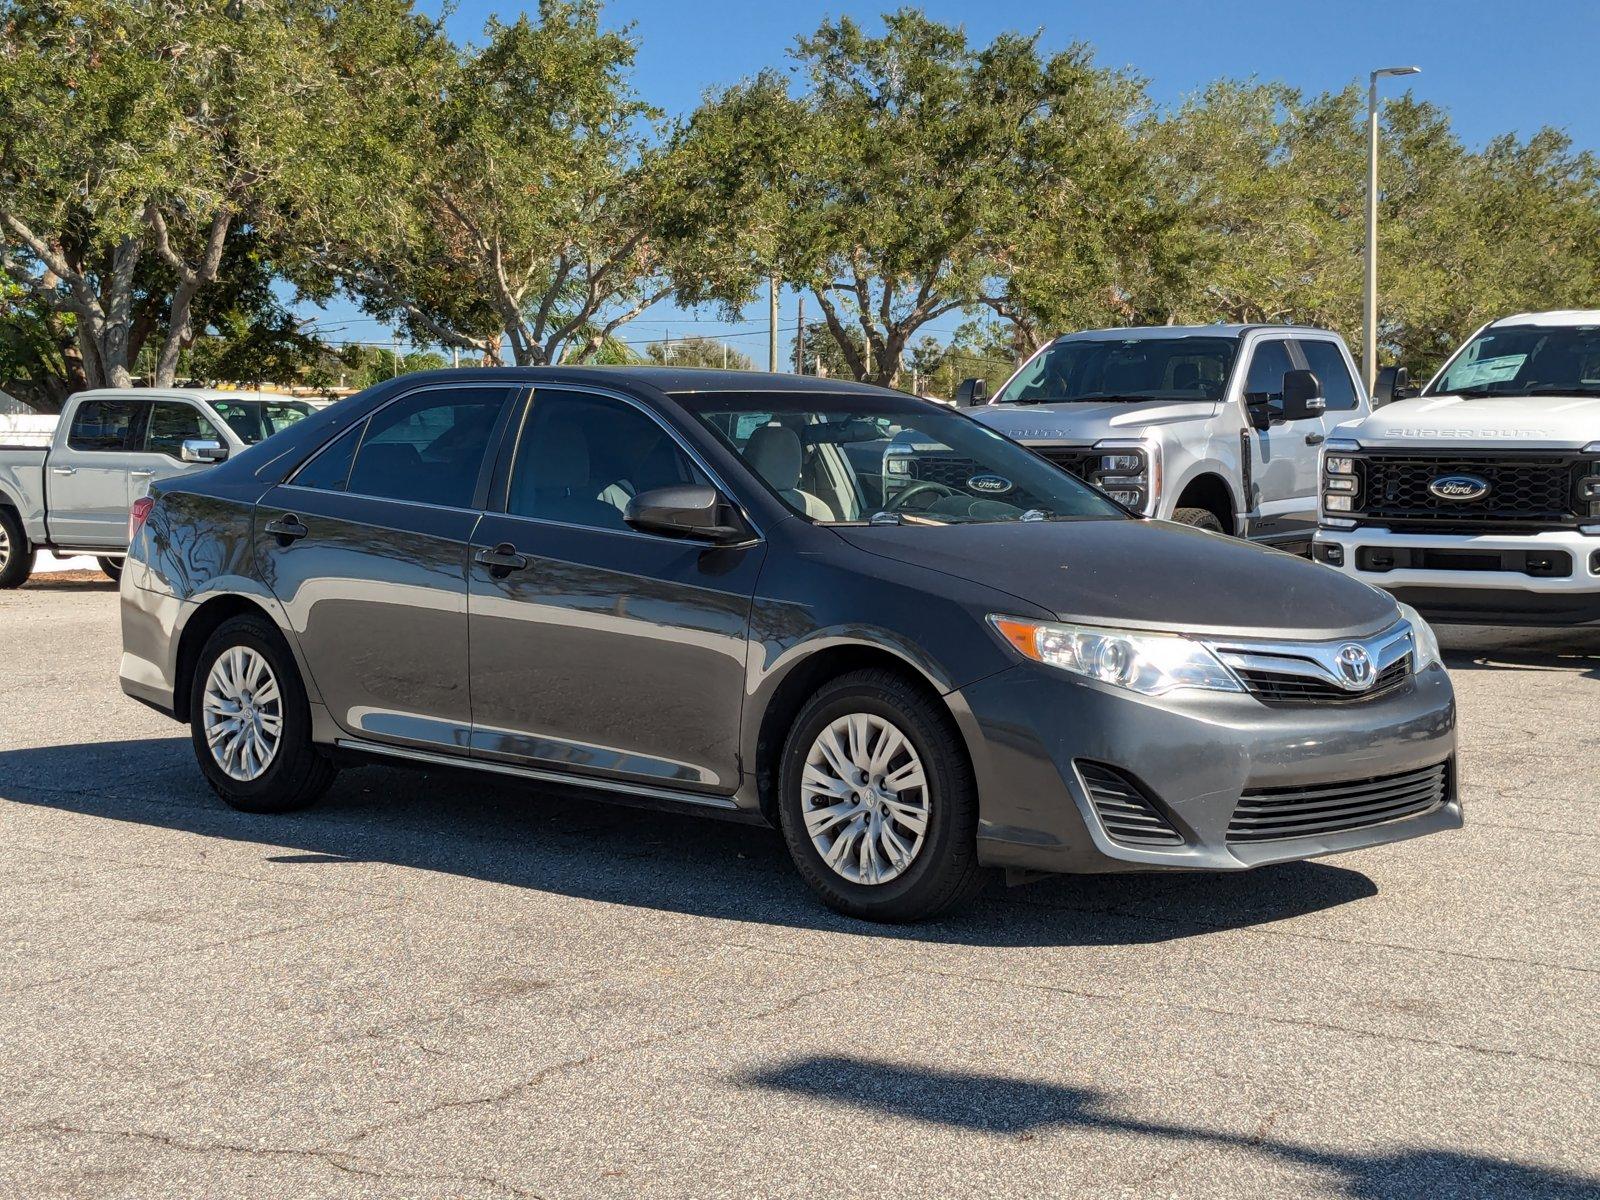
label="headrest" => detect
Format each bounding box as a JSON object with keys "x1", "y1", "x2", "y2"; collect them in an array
[{"x1": 745, "y1": 424, "x2": 803, "y2": 491}]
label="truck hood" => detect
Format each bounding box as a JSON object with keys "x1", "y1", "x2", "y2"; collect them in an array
[
  {"x1": 971, "y1": 400, "x2": 1218, "y2": 444},
  {"x1": 1338, "y1": 393, "x2": 1600, "y2": 450},
  {"x1": 835, "y1": 518, "x2": 1399, "y2": 640}
]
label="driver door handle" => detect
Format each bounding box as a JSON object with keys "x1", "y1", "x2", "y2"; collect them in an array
[
  {"x1": 264, "y1": 514, "x2": 309, "y2": 544},
  {"x1": 1304, "y1": 432, "x2": 1325, "y2": 446},
  {"x1": 475, "y1": 543, "x2": 529, "y2": 577},
  {"x1": 52, "y1": 466, "x2": 77, "y2": 476}
]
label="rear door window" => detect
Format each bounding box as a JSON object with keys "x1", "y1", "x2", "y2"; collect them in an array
[
  {"x1": 67, "y1": 400, "x2": 143, "y2": 451},
  {"x1": 344, "y1": 387, "x2": 512, "y2": 508}
]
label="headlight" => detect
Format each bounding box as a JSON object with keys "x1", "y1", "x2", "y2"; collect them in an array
[
  {"x1": 1090, "y1": 439, "x2": 1160, "y2": 516},
  {"x1": 1396, "y1": 602, "x2": 1441, "y2": 671},
  {"x1": 1325, "y1": 456, "x2": 1355, "y2": 475},
  {"x1": 989, "y1": 616, "x2": 1243, "y2": 696}
]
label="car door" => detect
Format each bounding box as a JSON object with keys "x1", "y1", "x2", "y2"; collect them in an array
[
  {"x1": 1240, "y1": 337, "x2": 1320, "y2": 542},
  {"x1": 255, "y1": 383, "x2": 518, "y2": 752},
  {"x1": 466, "y1": 386, "x2": 765, "y2": 794},
  {"x1": 126, "y1": 399, "x2": 231, "y2": 509},
  {"x1": 46, "y1": 397, "x2": 146, "y2": 548}
]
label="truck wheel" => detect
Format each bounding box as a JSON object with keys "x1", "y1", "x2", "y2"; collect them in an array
[
  {"x1": 189, "y1": 613, "x2": 338, "y2": 814},
  {"x1": 777, "y1": 668, "x2": 988, "y2": 922},
  {"x1": 0, "y1": 508, "x2": 36, "y2": 589},
  {"x1": 1173, "y1": 507, "x2": 1226, "y2": 534},
  {"x1": 98, "y1": 557, "x2": 123, "y2": 583}
]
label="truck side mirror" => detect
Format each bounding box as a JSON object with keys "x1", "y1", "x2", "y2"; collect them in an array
[
  {"x1": 180, "y1": 438, "x2": 229, "y2": 464},
  {"x1": 1372, "y1": 366, "x2": 1411, "y2": 409},
  {"x1": 953, "y1": 377, "x2": 988, "y2": 407},
  {"x1": 1280, "y1": 370, "x2": 1326, "y2": 421}
]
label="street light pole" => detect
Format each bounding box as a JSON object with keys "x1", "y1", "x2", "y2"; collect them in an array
[{"x1": 1364, "y1": 64, "x2": 1420, "y2": 392}]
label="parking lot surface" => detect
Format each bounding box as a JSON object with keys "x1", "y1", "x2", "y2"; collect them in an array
[{"x1": 0, "y1": 573, "x2": 1596, "y2": 1198}]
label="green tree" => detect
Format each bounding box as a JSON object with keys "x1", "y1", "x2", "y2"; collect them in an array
[{"x1": 645, "y1": 335, "x2": 752, "y2": 370}]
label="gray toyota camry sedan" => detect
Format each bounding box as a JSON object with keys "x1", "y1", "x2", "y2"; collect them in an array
[{"x1": 119, "y1": 368, "x2": 1460, "y2": 921}]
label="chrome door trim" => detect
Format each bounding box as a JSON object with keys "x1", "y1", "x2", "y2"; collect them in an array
[{"x1": 334, "y1": 737, "x2": 741, "y2": 809}]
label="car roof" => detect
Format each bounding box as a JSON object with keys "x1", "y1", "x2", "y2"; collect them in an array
[
  {"x1": 385, "y1": 365, "x2": 908, "y2": 399},
  {"x1": 1487, "y1": 309, "x2": 1600, "y2": 329},
  {"x1": 1051, "y1": 324, "x2": 1341, "y2": 344},
  {"x1": 70, "y1": 387, "x2": 310, "y2": 404}
]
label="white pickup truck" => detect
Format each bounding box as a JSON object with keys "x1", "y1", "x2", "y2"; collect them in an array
[
  {"x1": 1312, "y1": 310, "x2": 1600, "y2": 625},
  {"x1": 0, "y1": 388, "x2": 314, "y2": 587}
]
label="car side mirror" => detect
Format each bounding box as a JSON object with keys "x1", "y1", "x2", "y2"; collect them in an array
[
  {"x1": 953, "y1": 377, "x2": 988, "y2": 407},
  {"x1": 1280, "y1": 370, "x2": 1326, "y2": 421},
  {"x1": 180, "y1": 438, "x2": 229, "y2": 463},
  {"x1": 1372, "y1": 366, "x2": 1411, "y2": 409},
  {"x1": 624, "y1": 485, "x2": 752, "y2": 545}
]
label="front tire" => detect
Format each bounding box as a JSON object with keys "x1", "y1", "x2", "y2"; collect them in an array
[
  {"x1": 98, "y1": 556, "x2": 123, "y2": 583},
  {"x1": 1173, "y1": 506, "x2": 1226, "y2": 534},
  {"x1": 0, "y1": 508, "x2": 36, "y2": 589},
  {"x1": 189, "y1": 614, "x2": 337, "y2": 813},
  {"x1": 777, "y1": 669, "x2": 987, "y2": 922}
]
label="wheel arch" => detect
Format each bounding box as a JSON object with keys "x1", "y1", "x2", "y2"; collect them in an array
[
  {"x1": 171, "y1": 593, "x2": 289, "y2": 723},
  {"x1": 1172, "y1": 470, "x2": 1239, "y2": 533},
  {"x1": 749, "y1": 639, "x2": 977, "y2": 827}
]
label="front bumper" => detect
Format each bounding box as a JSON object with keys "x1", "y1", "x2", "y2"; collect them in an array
[
  {"x1": 955, "y1": 660, "x2": 1459, "y2": 874},
  {"x1": 1312, "y1": 526, "x2": 1600, "y2": 625}
]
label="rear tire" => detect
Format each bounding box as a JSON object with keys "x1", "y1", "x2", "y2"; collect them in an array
[
  {"x1": 1173, "y1": 506, "x2": 1226, "y2": 534},
  {"x1": 0, "y1": 508, "x2": 35, "y2": 589},
  {"x1": 189, "y1": 614, "x2": 337, "y2": 813},
  {"x1": 98, "y1": 557, "x2": 123, "y2": 583},
  {"x1": 777, "y1": 669, "x2": 988, "y2": 922}
]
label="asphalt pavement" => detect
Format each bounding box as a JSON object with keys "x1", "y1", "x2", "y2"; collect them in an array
[{"x1": 0, "y1": 572, "x2": 1596, "y2": 1198}]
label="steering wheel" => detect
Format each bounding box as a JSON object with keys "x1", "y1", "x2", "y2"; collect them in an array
[{"x1": 887, "y1": 481, "x2": 957, "y2": 512}]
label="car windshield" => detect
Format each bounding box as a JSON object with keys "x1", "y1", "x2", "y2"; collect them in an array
[
  {"x1": 994, "y1": 336, "x2": 1238, "y2": 405},
  {"x1": 683, "y1": 393, "x2": 1126, "y2": 526},
  {"x1": 1428, "y1": 324, "x2": 1600, "y2": 398},
  {"x1": 210, "y1": 398, "x2": 315, "y2": 444}
]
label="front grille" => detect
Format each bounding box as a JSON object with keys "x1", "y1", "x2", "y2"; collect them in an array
[
  {"x1": 1077, "y1": 762, "x2": 1184, "y2": 847},
  {"x1": 1030, "y1": 446, "x2": 1098, "y2": 481},
  {"x1": 1236, "y1": 654, "x2": 1412, "y2": 705},
  {"x1": 1227, "y1": 761, "x2": 1450, "y2": 843},
  {"x1": 904, "y1": 454, "x2": 980, "y2": 489},
  {"x1": 1352, "y1": 453, "x2": 1587, "y2": 531}
]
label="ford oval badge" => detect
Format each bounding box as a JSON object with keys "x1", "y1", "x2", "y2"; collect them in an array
[
  {"x1": 1426, "y1": 474, "x2": 1490, "y2": 502},
  {"x1": 967, "y1": 473, "x2": 1014, "y2": 495}
]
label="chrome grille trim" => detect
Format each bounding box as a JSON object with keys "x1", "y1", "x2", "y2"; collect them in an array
[{"x1": 1208, "y1": 621, "x2": 1418, "y2": 704}]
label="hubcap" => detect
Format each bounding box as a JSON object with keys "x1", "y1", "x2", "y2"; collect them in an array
[
  {"x1": 0, "y1": 522, "x2": 10, "y2": 569},
  {"x1": 202, "y1": 647, "x2": 283, "y2": 782},
  {"x1": 802, "y1": 712, "x2": 930, "y2": 886}
]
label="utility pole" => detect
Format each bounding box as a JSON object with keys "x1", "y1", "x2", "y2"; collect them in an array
[
  {"x1": 1364, "y1": 65, "x2": 1420, "y2": 391},
  {"x1": 451, "y1": 346, "x2": 460, "y2": 370},
  {"x1": 392, "y1": 334, "x2": 401, "y2": 378},
  {"x1": 795, "y1": 295, "x2": 804, "y2": 374},
  {"x1": 768, "y1": 276, "x2": 779, "y2": 372}
]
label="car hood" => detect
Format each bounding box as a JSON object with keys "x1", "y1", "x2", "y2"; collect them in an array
[
  {"x1": 971, "y1": 400, "x2": 1218, "y2": 444},
  {"x1": 835, "y1": 518, "x2": 1399, "y2": 640},
  {"x1": 1339, "y1": 393, "x2": 1600, "y2": 450}
]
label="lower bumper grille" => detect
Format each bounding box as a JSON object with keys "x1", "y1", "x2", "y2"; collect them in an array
[
  {"x1": 1227, "y1": 760, "x2": 1451, "y2": 843},
  {"x1": 1077, "y1": 762, "x2": 1184, "y2": 847}
]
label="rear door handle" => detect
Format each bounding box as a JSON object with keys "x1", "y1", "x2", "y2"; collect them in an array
[
  {"x1": 52, "y1": 466, "x2": 76, "y2": 476},
  {"x1": 130, "y1": 470, "x2": 155, "y2": 478},
  {"x1": 264, "y1": 514, "x2": 309, "y2": 544},
  {"x1": 474, "y1": 543, "x2": 529, "y2": 577},
  {"x1": 1304, "y1": 432, "x2": 1325, "y2": 446}
]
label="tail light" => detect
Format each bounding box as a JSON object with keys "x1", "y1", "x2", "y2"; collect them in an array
[{"x1": 129, "y1": 496, "x2": 154, "y2": 544}]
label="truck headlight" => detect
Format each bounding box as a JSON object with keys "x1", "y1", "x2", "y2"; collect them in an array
[
  {"x1": 1396, "y1": 602, "x2": 1441, "y2": 671},
  {"x1": 1325, "y1": 456, "x2": 1355, "y2": 475},
  {"x1": 989, "y1": 616, "x2": 1243, "y2": 696},
  {"x1": 1091, "y1": 440, "x2": 1159, "y2": 515}
]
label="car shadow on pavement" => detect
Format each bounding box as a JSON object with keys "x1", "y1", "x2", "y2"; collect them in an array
[
  {"x1": 1438, "y1": 624, "x2": 1600, "y2": 680},
  {"x1": 0, "y1": 736, "x2": 1379, "y2": 949},
  {"x1": 743, "y1": 1057, "x2": 1598, "y2": 1199}
]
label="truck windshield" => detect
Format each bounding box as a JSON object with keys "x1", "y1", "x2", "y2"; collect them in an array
[
  {"x1": 210, "y1": 399, "x2": 315, "y2": 444},
  {"x1": 995, "y1": 336, "x2": 1238, "y2": 405},
  {"x1": 683, "y1": 393, "x2": 1126, "y2": 526},
  {"x1": 1428, "y1": 325, "x2": 1600, "y2": 398}
]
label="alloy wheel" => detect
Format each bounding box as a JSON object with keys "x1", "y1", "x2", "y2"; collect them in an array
[
  {"x1": 0, "y1": 521, "x2": 10, "y2": 571},
  {"x1": 801, "y1": 712, "x2": 930, "y2": 885},
  {"x1": 202, "y1": 646, "x2": 283, "y2": 782}
]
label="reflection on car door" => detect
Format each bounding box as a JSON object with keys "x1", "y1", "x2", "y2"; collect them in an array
[
  {"x1": 255, "y1": 383, "x2": 517, "y2": 752},
  {"x1": 48, "y1": 398, "x2": 146, "y2": 548},
  {"x1": 466, "y1": 387, "x2": 764, "y2": 793}
]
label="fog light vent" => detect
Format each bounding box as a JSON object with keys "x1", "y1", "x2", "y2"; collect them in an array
[{"x1": 1076, "y1": 762, "x2": 1184, "y2": 847}]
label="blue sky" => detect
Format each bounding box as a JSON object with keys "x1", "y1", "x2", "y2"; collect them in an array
[{"x1": 305, "y1": 0, "x2": 1600, "y2": 365}]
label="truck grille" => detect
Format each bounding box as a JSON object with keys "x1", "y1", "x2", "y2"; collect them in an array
[
  {"x1": 1030, "y1": 446, "x2": 1098, "y2": 480},
  {"x1": 1235, "y1": 654, "x2": 1412, "y2": 704},
  {"x1": 1076, "y1": 762, "x2": 1184, "y2": 847},
  {"x1": 1352, "y1": 453, "x2": 1588, "y2": 532},
  {"x1": 900, "y1": 446, "x2": 1097, "y2": 489},
  {"x1": 1227, "y1": 760, "x2": 1451, "y2": 843}
]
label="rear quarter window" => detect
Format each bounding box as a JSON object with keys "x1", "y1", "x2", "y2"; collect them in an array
[{"x1": 68, "y1": 400, "x2": 142, "y2": 451}]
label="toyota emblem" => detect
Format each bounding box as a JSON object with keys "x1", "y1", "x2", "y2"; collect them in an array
[{"x1": 1335, "y1": 644, "x2": 1375, "y2": 689}]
